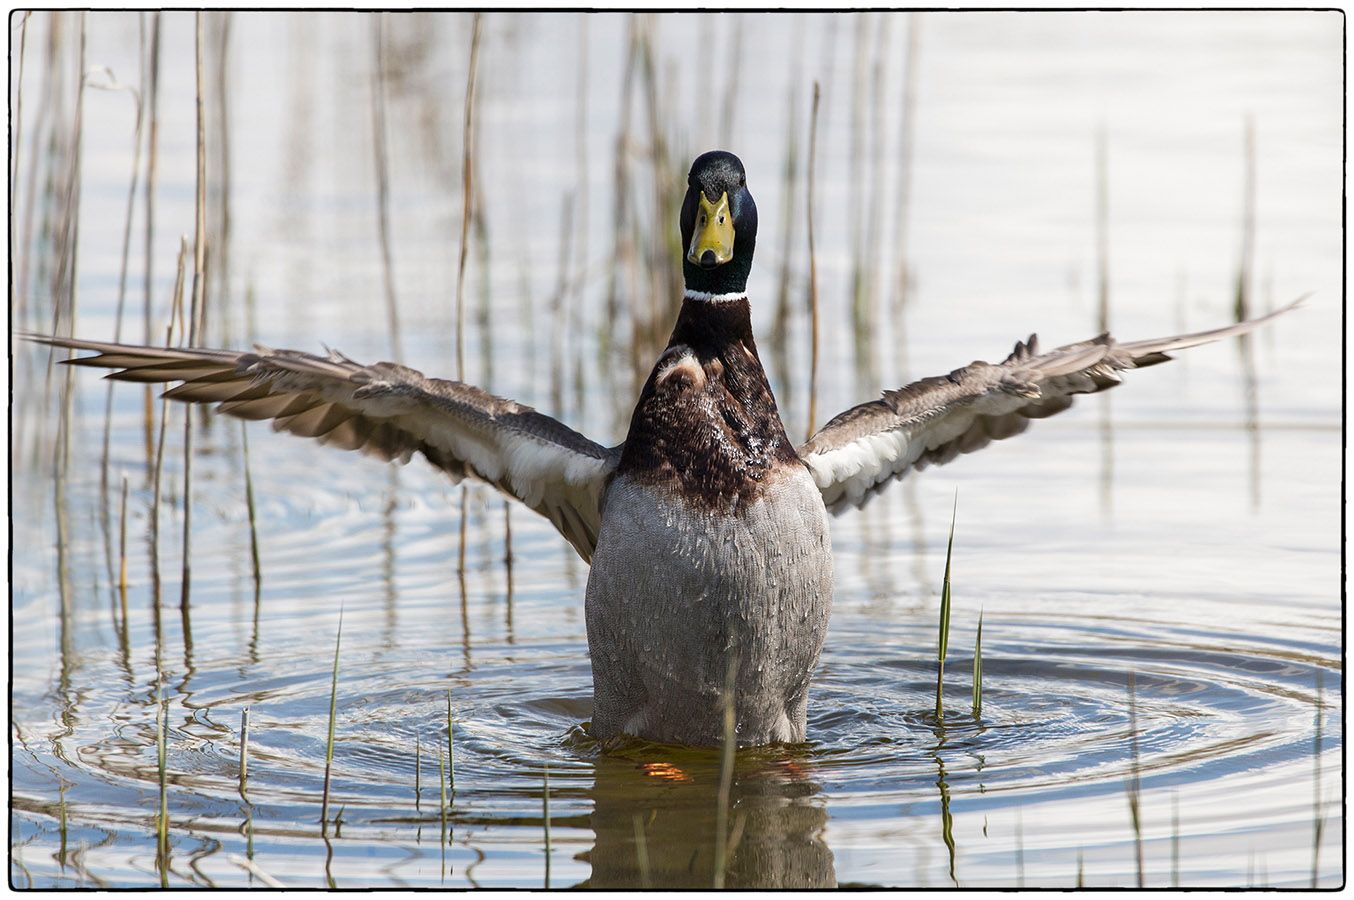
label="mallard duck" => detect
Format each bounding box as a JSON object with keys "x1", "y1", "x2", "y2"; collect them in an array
[{"x1": 34, "y1": 150, "x2": 1297, "y2": 747}]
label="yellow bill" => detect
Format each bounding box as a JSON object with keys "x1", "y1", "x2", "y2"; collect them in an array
[{"x1": 687, "y1": 191, "x2": 735, "y2": 268}]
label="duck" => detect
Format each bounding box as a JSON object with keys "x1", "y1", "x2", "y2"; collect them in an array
[{"x1": 34, "y1": 149, "x2": 1298, "y2": 748}]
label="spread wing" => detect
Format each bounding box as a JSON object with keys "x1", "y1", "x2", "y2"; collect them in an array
[
  {"x1": 32, "y1": 336, "x2": 620, "y2": 562},
  {"x1": 800, "y1": 299, "x2": 1301, "y2": 512}
]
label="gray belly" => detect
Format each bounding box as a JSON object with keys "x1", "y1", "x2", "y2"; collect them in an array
[{"x1": 584, "y1": 467, "x2": 833, "y2": 746}]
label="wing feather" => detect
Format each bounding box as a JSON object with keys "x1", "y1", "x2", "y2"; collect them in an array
[
  {"x1": 801, "y1": 298, "x2": 1302, "y2": 511},
  {"x1": 31, "y1": 335, "x2": 620, "y2": 561}
]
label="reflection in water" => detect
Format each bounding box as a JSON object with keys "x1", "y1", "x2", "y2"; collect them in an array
[
  {"x1": 932, "y1": 738, "x2": 958, "y2": 886},
  {"x1": 503, "y1": 501, "x2": 515, "y2": 644},
  {"x1": 1238, "y1": 335, "x2": 1262, "y2": 508},
  {"x1": 1099, "y1": 398, "x2": 1115, "y2": 516},
  {"x1": 381, "y1": 466, "x2": 399, "y2": 650},
  {"x1": 581, "y1": 749, "x2": 835, "y2": 889}
]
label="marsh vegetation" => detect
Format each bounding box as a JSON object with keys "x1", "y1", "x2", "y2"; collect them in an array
[{"x1": 9, "y1": 11, "x2": 1342, "y2": 888}]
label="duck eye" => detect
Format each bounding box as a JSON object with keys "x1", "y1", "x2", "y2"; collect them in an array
[{"x1": 718, "y1": 214, "x2": 725, "y2": 225}]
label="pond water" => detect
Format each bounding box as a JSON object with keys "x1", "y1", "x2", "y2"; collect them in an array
[{"x1": 10, "y1": 10, "x2": 1343, "y2": 888}]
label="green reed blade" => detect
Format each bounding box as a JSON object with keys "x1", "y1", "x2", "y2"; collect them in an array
[
  {"x1": 320, "y1": 608, "x2": 343, "y2": 828},
  {"x1": 935, "y1": 491, "x2": 957, "y2": 720},
  {"x1": 238, "y1": 706, "x2": 249, "y2": 798},
  {"x1": 971, "y1": 610, "x2": 984, "y2": 719},
  {"x1": 446, "y1": 689, "x2": 455, "y2": 795}
]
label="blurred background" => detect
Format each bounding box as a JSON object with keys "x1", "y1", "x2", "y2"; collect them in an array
[{"x1": 10, "y1": 11, "x2": 1342, "y2": 888}]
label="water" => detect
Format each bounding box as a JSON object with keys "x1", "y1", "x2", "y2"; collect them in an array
[{"x1": 10, "y1": 11, "x2": 1342, "y2": 888}]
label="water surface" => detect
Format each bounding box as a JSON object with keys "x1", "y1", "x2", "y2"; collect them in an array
[{"x1": 10, "y1": 10, "x2": 1342, "y2": 888}]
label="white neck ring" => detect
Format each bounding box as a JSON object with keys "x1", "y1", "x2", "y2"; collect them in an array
[{"x1": 684, "y1": 290, "x2": 747, "y2": 304}]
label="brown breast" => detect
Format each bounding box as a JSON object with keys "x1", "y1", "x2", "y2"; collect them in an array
[{"x1": 617, "y1": 298, "x2": 803, "y2": 512}]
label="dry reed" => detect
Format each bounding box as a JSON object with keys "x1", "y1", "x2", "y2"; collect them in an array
[
  {"x1": 241, "y1": 423, "x2": 261, "y2": 597},
  {"x1": 1235, "y1": 116, "x2": 1255, "y2": 323},
  {"x1": 891, "y1": 15, "x2": 920, "y2": 355},
  {"x1": 369, "y1": 14, "x2": 404, "y2": 362},
  {"x1": 454, "y1": 15, "x2": 483, "y2": 580},
  {"x1": 142, "y1": 13, "x2": 162, "y2": 462},
  {"x1": 96, "y1": 56, "x2": 145, "y2": 547},
  {"x1": 804, "y1": 81, "x2": 822, "y2": 442},
  {"x1": 180, "y1": 12, "x2": 208, "y2": 611},
  {"x1": 1095, "y1": 127, "x2": 1110, "y2": 333}
]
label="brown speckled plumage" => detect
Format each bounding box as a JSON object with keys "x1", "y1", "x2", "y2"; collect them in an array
[{"x1": 617, "y1": 297, "x2": 803, "y2": 512}]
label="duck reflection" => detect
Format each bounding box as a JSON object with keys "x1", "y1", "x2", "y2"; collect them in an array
[{"x1": 579, "y1": 745, "x2": 835, "y2": 888}]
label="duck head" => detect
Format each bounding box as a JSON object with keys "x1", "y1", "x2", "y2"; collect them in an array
[{"x1": 680, "y1": 150, "x2": 758, "y2": 296}]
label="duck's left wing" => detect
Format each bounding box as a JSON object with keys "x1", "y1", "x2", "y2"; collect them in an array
[
  {"x1": 799, "y1": 300, "x2": 1300, "y2": 512},
  {"x1": 32, "y1": 336, "x2": 619, "y2": 561}
]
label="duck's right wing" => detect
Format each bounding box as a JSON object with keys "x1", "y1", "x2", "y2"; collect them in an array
[{"x1": 32, "y1": 336, "x2": 620, "y2": 562}]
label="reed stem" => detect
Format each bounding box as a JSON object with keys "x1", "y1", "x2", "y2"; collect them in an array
[
  {"x1": 142, "y1": 13, "x2": 162, "y2": 464},
  {"x1": 1095, "y1": 126, "x2": 1110, "y2": 333},
  {"x1": 150, "y1": 239, "x2": 188, "y2": 654},
  {"x1": 633, "y1": 813, "x2": 651, "y2": 889},
  {"x1": 935, "y1": 492, "x2": 957, "y2": 721},
  {"x1": 96, "y1": 55, "x2": 145, "y2": 571},
  {"x1": 369, "y1": 13, "x2": 403, "y2": 362},
  {"x1": 1126, "y1": 671, "x2": 1144, "y2": 887},
  {"x1": 320, "y1": 608, "x2": 343, "y2": 828},
  {"x1": 241, "y1": 423, "x2": 261, "y2": 595},
  {"x1": 543, "y1": 763, "x2": 551, "y2": 889},
  {"x1": 238, "y1": 707, "x2": 249, "y2": 798},
  {"x1": 10, "y1": 11, "x2": 30, "y2": 320},
  {"x1": 1311, "y1": 668, "x2": 1324, "y2": 886},
  {"x1": 455, "y1": 13, "x2": 482, "y2": 381},
  {"x1": 180, "y1": 12, "x2": 207, "y2": 612},
  {"x1": 156, "y1": 692, "x2": 168, "y2": 863},
  {"x1": 971, "y1": 609, "x2": 983, "y2": 719},
  {"x1": 1235, "y1": 116, "x2": 1255, "y2": 323},
  {"x1": 713, "y1": 653, "x2": 737, "y2": 888},
  {"x1": 446, "y1": 690, "x2": 455, "y2": 795},
  {"x1": 804, "y1": 81, "x2": 822, "y2": 442}
]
